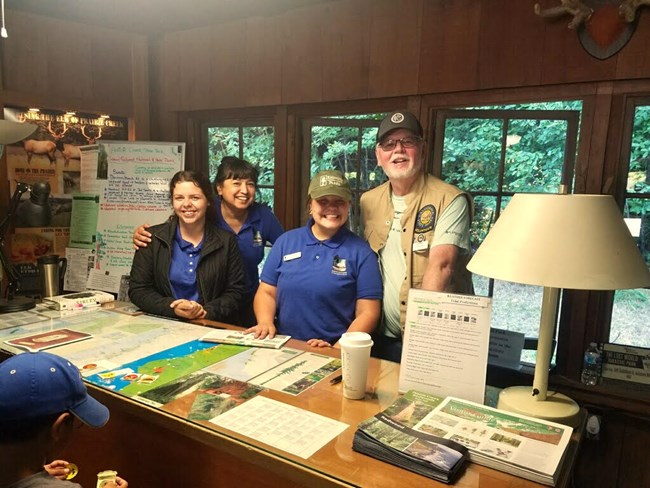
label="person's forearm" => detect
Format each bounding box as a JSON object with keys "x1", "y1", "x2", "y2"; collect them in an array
[
  {"x1": 347, "y1": 313, "x2": 378, "y2": 334},
  {"x1": 253, "y1": 289, "x2": 277, "y2": 326},
  {"x1": 421, "y1": 264, "x2": 454, "y2": 291},
  {"x1": 346, "y1": 299, "x2": 380, "y2": 334}
]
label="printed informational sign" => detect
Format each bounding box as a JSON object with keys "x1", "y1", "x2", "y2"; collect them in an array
[
  {"x1": 488, "y1": 328, "x2": 525, "y2": 370},
  {"x1": 399, "y1": 289, "x2": 492, "y2": 403},
  {"x1": 602, "y1": 343, "x2": 650, "y2": 385}
]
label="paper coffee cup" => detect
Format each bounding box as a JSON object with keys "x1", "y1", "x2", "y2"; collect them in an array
[{"x1": 339, "y1": 331, "x2": 373, "y2": 400}]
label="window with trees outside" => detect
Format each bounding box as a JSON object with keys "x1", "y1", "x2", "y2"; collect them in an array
[
  {"x1": 206, "y1": 124, "x2": 276, "y2": 209},
  {"x1": 301, "y1": 116, "x2": 386, "y2": 233},
  {"x1": 610, "y1": 99, "x2": 650, "y2": 348},
  {"x1": 432, "y1": 102, "x2": 582, "y2": 364}
]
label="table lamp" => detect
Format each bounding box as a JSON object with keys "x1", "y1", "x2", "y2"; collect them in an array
[
  {"x1": 0, "y1": 119, "x2": 40, "y2": 313},
  {"x1": 467, "y1": 192, "x2": 650, "y2": 426}
]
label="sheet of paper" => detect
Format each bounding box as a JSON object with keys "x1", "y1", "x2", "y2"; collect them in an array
[
  {"x1": 79, "y1": 145, "x2": 104, "y2": 194},
  {"x1": 64, "y1": 247, "x2": 96, "y2": 292},
  {"x1": 399, "y1": 289, "x2": 492, "y2": 403},
  {"x1": 488, "y1": 328, "x2": 525, "y2": 370},
  {"x1": 248, "y1": 352, "x2": 341, "y2": 395},
  {"x1": 203, "y1": 347, "x2": 304, "y2": 382},
  {"x1": 210, "y1": 396, "x2": 348, "y2": 459},
  {"x1": 87, "y1": 268, "x2": 121, "y2": 293},
  {"x1": 69, "y1": 193, "x2": 100, "y2": 248}
]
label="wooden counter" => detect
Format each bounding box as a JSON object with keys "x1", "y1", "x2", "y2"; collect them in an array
[{"x1": 0, "y1": 309, "x2": 582, "y2": 487}]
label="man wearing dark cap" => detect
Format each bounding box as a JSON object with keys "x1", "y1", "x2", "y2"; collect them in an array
[
  {"x1": 361, "y1": 110, "x2": 473, "y2": 363},
  {"x1": 0, "y1": 351, "x2": 127, "y2": 487}
]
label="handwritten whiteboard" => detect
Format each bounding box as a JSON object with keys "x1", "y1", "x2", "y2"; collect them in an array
[{"x1": 81, "y1": 141, "x2": 184, "y2": 292}]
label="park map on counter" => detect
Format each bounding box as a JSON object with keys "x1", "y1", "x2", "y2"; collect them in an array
[{"x1": 0, "y1": 309, "x2": 344, "y2": 459}]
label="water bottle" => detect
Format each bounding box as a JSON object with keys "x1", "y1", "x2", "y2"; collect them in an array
[{"x1": 581, "y1": 342, "x2": 602, "y2": 386}]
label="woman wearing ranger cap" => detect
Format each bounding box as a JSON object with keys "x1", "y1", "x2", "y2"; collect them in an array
[{"x1": 247, "y1": 170, "x2": 382, "y2": 347}]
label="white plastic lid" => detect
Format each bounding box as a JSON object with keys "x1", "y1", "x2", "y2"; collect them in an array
[{"x1": 339, "y1": 331, "x2": 373, "y2": 347}]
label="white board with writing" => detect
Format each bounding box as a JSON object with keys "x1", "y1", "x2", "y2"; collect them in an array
[{"x1": 90, "y1": 141, "x2": 184, "y2": 292}]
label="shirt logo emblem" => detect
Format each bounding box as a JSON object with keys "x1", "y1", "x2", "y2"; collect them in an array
[
  {"x1": 415, "y1": 204, "x2": 435, "y2": 234},
  {"x1": 253, "y1": 230, "x2": 263, "y2": 247},
  {"x1": 332, "y1": 256, "x2": 347, "y2": 275}
]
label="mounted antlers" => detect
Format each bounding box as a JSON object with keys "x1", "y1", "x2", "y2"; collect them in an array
[
  {"x1": 534, "y1": 0, "x2": 593, "y2": 29},
  {"x1": 47, "y1": 121, "x2": 69, "y2": 141},
  {"x1": 81, "y1": 125, "x2": 103, "y2": 144},
  {"x1": 619, "y1": 0, "x2": 650, "y2": 22}
]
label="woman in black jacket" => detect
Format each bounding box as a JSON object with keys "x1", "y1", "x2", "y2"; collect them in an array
[{"x1": 129, "y1": 170, "x2": 246, "y2": 322}]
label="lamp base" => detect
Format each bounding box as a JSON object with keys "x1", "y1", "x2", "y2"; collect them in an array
[
  {"x1": 0, "y1": 296, "x2": 36, "y2": 313},
  {"x1": 497, "y1": 386, "x2": 581, "y2": 427}
]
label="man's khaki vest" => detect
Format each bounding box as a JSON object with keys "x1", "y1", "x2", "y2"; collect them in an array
[{"x1": 360, "y1": 174, "x2": 474, "y2": 331}]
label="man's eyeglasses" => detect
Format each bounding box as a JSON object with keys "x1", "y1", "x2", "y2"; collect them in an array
[{"x1": 377, "y1": 136, "x2": 423, "y2": 151}]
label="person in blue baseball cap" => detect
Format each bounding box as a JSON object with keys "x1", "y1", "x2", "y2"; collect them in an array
[{"x1": 0, "y1": 351, "x2": 128, "y2": 487}]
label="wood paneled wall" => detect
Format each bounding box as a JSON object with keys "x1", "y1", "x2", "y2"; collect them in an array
[
  {"x1": 152, "y1": 0, "x2": 650, "y2": 119},
  {"x1": 0, "y1": 9, "x2": 150, "y2": 139}
]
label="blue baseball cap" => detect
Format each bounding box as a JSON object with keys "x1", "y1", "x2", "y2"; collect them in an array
[{"x1": 0, "y1": 351, "x2": 109, "y2": 428}]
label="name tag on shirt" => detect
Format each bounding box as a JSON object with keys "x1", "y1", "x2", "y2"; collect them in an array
[
  {"x1": 283, "y1": 251, "x2": 302, "y2": 261},
  {"x1": 412, "y1": 240, "x2": 429, "y2": 252}
]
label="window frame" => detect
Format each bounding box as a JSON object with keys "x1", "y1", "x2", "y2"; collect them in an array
[
  {"x1": 608, "y1": 95, "x2": 650, "y2": 346},
  {"x1": 430, "y1": 107, "x2": 581, "y2": 369},
  {"x1": 201, "y1": 117, "x2": 277, "y2": 208},
  {"x1": 299, "y1": 116, "x2": 385, "y2": 231}
]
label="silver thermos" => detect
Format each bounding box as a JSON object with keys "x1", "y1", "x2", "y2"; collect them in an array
[{"x1": 37, "y1": 255, "x2": 67, "y2": 298}]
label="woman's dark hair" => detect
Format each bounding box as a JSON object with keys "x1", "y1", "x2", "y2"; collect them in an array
[
  {"x1": 169, "y1": 170, "x2": 217, "y2": 223},
  {"x1": 214, "y1": 156, "x2": 259, "y2": 188}
]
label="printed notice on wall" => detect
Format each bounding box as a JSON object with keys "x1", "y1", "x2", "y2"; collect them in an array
[
  {"x1": 90, "y1": 142, "x2": 184, "y2": 292},
  {"x1": 399, "y1": 289, "x2": 492, "y2": 404}
]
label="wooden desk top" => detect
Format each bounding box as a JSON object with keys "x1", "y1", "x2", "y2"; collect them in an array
[{"x1": 0, "y1": 307, "x2": 582, "y2": 487}]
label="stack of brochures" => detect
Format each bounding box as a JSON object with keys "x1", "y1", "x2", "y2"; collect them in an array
[
  {"x1": 353, "y1": 391, "x2": 468, "y2": 483},
  {"x1": 354, "y1": 390, "x2": 574, "y2": 486}
]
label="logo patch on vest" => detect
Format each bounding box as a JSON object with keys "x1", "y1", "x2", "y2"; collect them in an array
[{"x1": 415, "y1": 205, "x2": 435, "y2": 234}]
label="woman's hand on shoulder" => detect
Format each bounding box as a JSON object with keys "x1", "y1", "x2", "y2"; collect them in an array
[
  {"x1": 307, "y1": 338, "x2": 332, "y2": 348},
  {"x1": 170, "y1": 299, "x2": 207, "y2": 320},
  {"x1": 245, "y1": 323, "x2": 276, "y2": 339},
  {"x1": 133, "y1": 224, "x2": 151, "y2": 250}
]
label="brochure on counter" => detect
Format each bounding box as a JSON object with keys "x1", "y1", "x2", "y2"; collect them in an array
[
  {"x1": 200, "y1": 329, "x2": 291, "y2": 349},
  {"x1": 354, "y1": 390, "x2": 573, "y2": 486},
  {"x1": 353, "y1": 390, "x2": 467, "y2": 483},
  {"x1": 4, "y1": 328, "x2": 93, "y2": 352}
]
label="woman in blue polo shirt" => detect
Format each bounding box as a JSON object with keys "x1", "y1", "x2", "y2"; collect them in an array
[
  {"x1": 133, "y1": 157, "x2": 284, "y2": 326},
  {"x1": 247, "y1": 170, "x2": 382, "y2": 347}
]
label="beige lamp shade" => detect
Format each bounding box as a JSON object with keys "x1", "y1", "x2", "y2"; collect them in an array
[
  {"x1": 467, "y1": 193, "x2": 650, "y2": 290},
  {"x1": 468, "y1": 193, "x2": 650, "y2": 426},
  {"x1": 0, "y1": 119, "x2": 37, "y2": 144}
]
